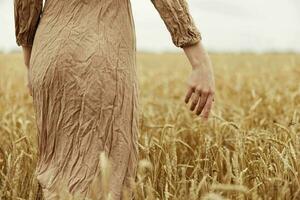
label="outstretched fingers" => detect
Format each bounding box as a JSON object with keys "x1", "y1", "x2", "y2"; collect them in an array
[
  {"x1": 196, "y1": 91, "x2": 208, "y2": 116},
  {"x1": 185, "y1": 85, "x2": 215, "y2": 119},
  {"x1": 189, "y1": 89, "x2": 201, "y2": 111},
  {"x1": 185, "y1": 87, "x2": 194, "y2": 104},
  {"x1": 200, "y1": 94, "x2": 214, "y2": 119}
]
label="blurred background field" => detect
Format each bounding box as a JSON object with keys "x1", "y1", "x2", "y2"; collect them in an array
[{"x1": 0, "y1": 52, "x2": 299, "y2": 199}]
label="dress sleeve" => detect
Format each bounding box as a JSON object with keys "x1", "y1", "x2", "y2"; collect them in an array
[
  {"x1": 150, "y1": 0, "x2": 202, "y2": 48},
  {"x1": 13, "y1": 0, "x2": 43, "y2": 47}
]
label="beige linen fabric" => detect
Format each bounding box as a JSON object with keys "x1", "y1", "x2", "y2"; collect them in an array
[{"x1": 13, "y1": 0, "x2": 201, "y2": 199}]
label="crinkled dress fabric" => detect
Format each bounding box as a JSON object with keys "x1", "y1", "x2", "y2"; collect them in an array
[{"x1": 13, "y1": 0, "x2": 201, "y2": 199}]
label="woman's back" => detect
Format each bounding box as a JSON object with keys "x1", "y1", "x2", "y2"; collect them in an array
[{"x1": 31, "y1": 0, "x2": 136, "y2": 81}]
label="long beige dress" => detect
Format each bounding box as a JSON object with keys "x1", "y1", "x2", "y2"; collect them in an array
[{"x1": 13, "y1": 0, "x2": 201, "y2": 199}]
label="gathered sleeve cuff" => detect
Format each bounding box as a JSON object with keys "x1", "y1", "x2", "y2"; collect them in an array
[
  {"x1": 14, "y1": 0, "x2": 43, "y2": 47},
  {"x1": 150, "y1": 0, "x2": 202, "y2": 48}
]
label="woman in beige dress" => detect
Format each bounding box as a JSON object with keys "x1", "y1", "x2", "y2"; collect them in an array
[{"x1": 13, "y1": 0, "x2": 215, "y2": 199}]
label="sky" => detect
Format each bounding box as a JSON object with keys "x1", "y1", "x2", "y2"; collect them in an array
[{"x1": 0, "y1": 0, "x2": 299, "y2": 53}]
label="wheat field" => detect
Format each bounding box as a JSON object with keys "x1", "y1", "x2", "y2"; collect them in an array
[{"x1": 0, "y1": 52, "x2": 299, "y2": 200}]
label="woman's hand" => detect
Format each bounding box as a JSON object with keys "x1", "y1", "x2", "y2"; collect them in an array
[
  {"x1": 22, "y1": 46, "x2": 33, "y2": 96},
  {"x1": 182, "y1": 41, "x2": 215, "y2": 119}
]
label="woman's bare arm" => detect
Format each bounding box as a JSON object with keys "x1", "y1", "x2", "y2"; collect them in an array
[
  {"x1": 22, "y1": 46, "x2": 33, "y2": 96},
  {"x1": 149, "y1": 0, "x2": 214, "y2": 118},
  {"x1": 22, "y1": 46, "x2": 32, "y2": 69},
  {"x1": 182, "y1": 40, "x2": 215, "y2": 119}
]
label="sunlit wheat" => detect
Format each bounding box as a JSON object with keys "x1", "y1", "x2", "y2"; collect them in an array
[{"x1": 0, "y1": 52, "x2": 299, "y2": 199}]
